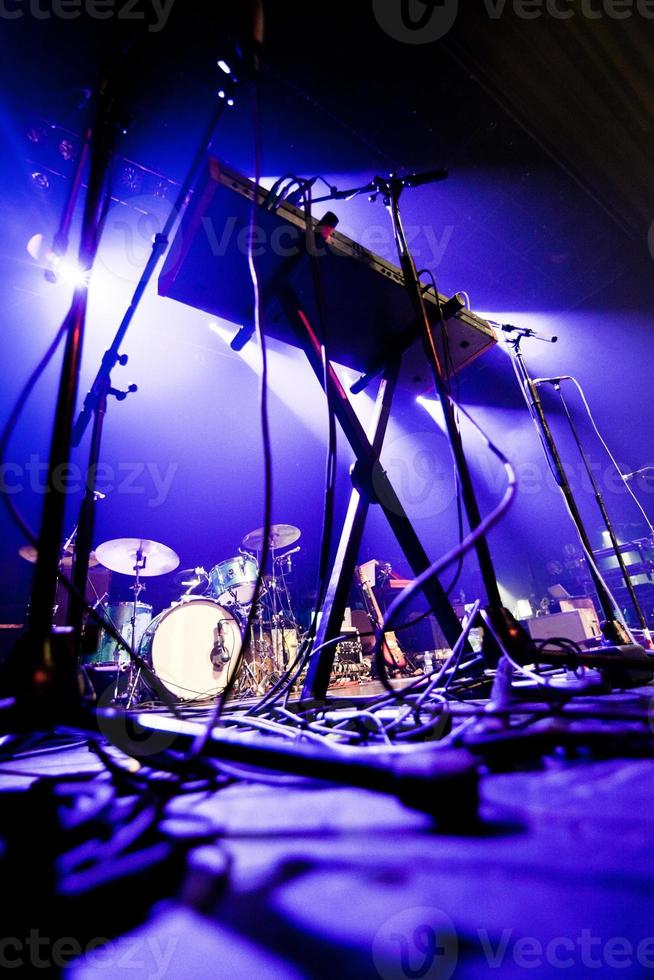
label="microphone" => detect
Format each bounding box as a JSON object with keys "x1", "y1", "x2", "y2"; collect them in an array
[
  {"x1": 623, "y1": 466, "x2": 654, "y2": 482},
  {"x1": 532, "y1": 376, "x2": 572, "y2": 386},
  {"x1": 494, "y1": 323, "x2": 558, "y2": 344},
  {"x1": 396, "y1": 168, "x2": 449, "y2": 189},
  {"x1": 276, "y1": 546, "x2": 301, "y2": 560},
  {"x1": 211, "y1": 621, "x2": 229, "y2": 667}
]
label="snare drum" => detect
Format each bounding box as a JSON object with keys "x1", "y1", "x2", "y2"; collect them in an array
[
  {"x1": 86, "y1": 602, "x2": 153, "y2": 666},
  {"x1": 209, "y1": 555, "x2": 259, "y2": 606},
  {"x1": 139, "y1": 598, "x2": 242, "y2": 701}
]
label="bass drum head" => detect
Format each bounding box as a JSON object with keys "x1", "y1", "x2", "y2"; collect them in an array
[{"x1": 141, "y1": 599, "x2": 242, "y2": 701}]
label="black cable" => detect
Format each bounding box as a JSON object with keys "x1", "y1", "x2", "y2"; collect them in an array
[
  {"x1": 247, "y1": 180, "x2": 341, "y2": 716},
  {"x1": 417, "y1": 267, "x2": 465, "y2": 598},
  {"x1": 373, "y1": 398, "x2": 518, "y2": 695},
  {"x1": 188, "y1": 53, "x2": 272, "y2": 755},
  {"x1": 301, "y1": 182, "x2": 339, "y2": 644}
]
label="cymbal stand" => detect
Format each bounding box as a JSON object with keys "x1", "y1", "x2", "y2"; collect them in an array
[{"x1": 123, "y1": 551, "x2": 146, "y2": 707}]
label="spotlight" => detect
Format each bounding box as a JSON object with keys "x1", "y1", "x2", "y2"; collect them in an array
[
  {"x1": 55, "y1": 258, "x2": 90, "y2": 287},
  {"x1": 26, "y1": 234, "x2": 89, "y2": 287},
  {"x1": 217, "y1": 59, "x2": 232, "y2": 75},
  {"x1": 30, "y1": 172, "x2": 50, "y2": 192},
  {"x1": 58, "y1": 139, "x2": 76, "y2": 161}
]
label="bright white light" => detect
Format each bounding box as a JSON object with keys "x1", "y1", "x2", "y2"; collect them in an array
[
  {"x1": 56, "y1": 258, "x2": 90, "y2": 288},
  {"x1": 416, "y1": 394, "x2": 446, "y2": 433},
  {"x1": 217, "y1": 59, "x2": 231, "y2": 75},
  {"x1": 208, "y1": 321, "x2": 233, "y2": 342},
  {"x1": 26, "y1": 233, "x2": 89, "y2": 287}
]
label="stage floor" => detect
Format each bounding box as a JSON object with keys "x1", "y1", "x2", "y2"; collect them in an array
[{"x1": 1, "y1": 688, "x2": 654, "y2": 978}]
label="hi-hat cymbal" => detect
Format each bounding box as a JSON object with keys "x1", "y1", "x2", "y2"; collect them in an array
[
  {"x1": 174, "y1": 567, "x2": 209, "y2": 589},
  {"x1": 242, "y1": 524, "x2": 301, "y2": 552},
  {"x1": 95, "y1": 538, "x2": 180, "y2": 577},
  {"x1": 18, "y1": 544, "x2": 99, "y2": 569}
]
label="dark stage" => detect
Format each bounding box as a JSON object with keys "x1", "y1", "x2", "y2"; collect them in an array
[{"x1": 2, "y1": 3, "x2": 654, "y2": 977}]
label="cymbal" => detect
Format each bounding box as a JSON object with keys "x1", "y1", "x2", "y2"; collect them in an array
[
  {"x1": 95, "y1": 538, "x2": 180, "y2": 577},
  {"x1": 242, "y1": 524, "x2": 301, "y2": 552},
  {"x1": 174, "y1": 567, "x2": 209, "y2": 589},
  {"x1": 18, "y1": 544, "x2": 99, "y2": 569}
]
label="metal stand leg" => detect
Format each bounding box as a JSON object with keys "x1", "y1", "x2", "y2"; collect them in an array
[{"x1": 281, "y1": 300, "x2": 467, "y2": 702}]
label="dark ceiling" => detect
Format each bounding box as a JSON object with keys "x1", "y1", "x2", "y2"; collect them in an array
[{"x1": 3, "y1": 3, "x2": 653, "y2": 312}]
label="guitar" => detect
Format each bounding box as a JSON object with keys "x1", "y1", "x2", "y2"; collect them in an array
[{"x1": 354, "y1": 564, "x2": 407, "y2": 670}]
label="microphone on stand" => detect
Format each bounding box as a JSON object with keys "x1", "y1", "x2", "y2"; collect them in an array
[
  {"x1": 493, "y1": 322, "x2": 558, "y2": 344},
  {"x1": 532, "y1": 376, "x2": 572, "y2": 386},
  {"x1": 395, "y1": 168, "x2": 449, "y2": 189},
  {"x1": 211, "y1": 621, "x2": 229, "y2": 667},
  {"x1": 623, "y1": 466, "x2": 654, "y2": 482}
]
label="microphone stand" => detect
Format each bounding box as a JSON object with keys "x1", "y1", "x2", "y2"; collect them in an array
[
  {"x1": 314, "y1": 171, "x2": 532, "y2": 666},
  {"x1": 67, "y1": 70, "x2": 240, "y2": 650},
  {"x1": 5, "y1": 46, "x2": 126, "y2": 724},
  {"x1": 552, "y1": 381, "x2": 650, "y2": 634},
  {"x1": 505, "y1": 327, "x2": 630, "y2": 644}
]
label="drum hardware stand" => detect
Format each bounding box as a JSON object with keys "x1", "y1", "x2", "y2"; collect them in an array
[
  {"x1": 547, "y1": 380, "x2": 650, "y2": 637},
  {"x1": 505, "y1": 326, "x2": 633, "y2": 645},
  {"x1": 122, "y1": 551, "x2": 147, "y2": 708}
]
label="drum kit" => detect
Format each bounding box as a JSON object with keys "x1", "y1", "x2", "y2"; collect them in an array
[{"x1": 19, "y1": 524, "x2": 303, "y2": 705}]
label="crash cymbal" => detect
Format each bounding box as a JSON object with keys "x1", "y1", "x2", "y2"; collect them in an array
[
  {"x1": 18, "y1": 544, "x2": 99, "y2": 568},
  {"x1": 242, "y1": 524, "x2": 301, "y2": 552},
  {"x1": 95, "y1": 538, "x2": 180, "y2": 577}
]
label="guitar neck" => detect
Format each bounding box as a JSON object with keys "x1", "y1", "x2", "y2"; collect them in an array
[{"x1": 354, "y1": 565, "x2": 406, "y2": 668}]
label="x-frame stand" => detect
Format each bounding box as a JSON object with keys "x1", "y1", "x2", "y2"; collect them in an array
[{"x1": 271, "y1": 286, "x2": 468, "y2": 704}]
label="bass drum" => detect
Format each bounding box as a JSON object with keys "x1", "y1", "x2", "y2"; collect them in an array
[{"x1": 139, "y1": 598, "x2": 243, "y2": 701}]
